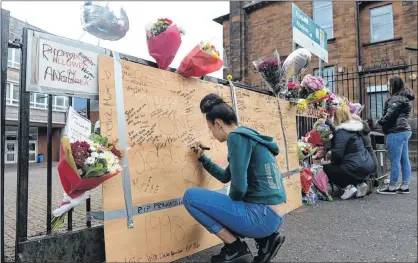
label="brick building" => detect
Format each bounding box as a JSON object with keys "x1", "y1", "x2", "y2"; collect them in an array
[
  {"x1": 214, "y1": 1, "x2": 417, "y2": 120},
  {"x1": 5, "y1": 15, "x2": 69, "y2": 164}
]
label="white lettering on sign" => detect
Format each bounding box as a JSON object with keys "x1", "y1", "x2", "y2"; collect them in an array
[
  {"x1": 296, "y1": 10, "x2": 309, "y2": 25},
  {"x1": 38, "y1": 39, "x2": 99, "y2": 96},
  {"x1": 65, "y1": 106, "x2": 92, "y2": 143}
]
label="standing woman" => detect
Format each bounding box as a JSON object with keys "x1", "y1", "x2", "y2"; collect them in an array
[
  {"x1": 183, "y1": 93, "x2": 287, "y2": 263},
  {"x1": 377, "y1": 75, "x2": 415, "y2": 195}
]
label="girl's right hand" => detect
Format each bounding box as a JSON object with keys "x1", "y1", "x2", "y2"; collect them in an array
[{"x1": 191, "y1": 143, "x2": 206, "y2": 159}]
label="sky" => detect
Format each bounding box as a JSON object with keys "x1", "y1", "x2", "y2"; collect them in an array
[
  {"x1": 2, "y1": 1, "x2": 230, "y2": 109},
  {"x1": 2, "y1": 1, "x2": 229, "y2": 77}
]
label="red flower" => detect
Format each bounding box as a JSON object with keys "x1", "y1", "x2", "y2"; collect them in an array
[
  {"x1": 158, "y1": 18, "x2": 172, "y2": 26},
  {"x1": 70, "y1": 141, "x2": 91, "y2": 169}
]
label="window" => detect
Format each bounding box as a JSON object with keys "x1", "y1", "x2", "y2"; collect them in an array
[
  {"x1": 367, "y1": 84, "x2": 388, "y2": 119},
  {"x1": 6, "y1": 82, "x2": 20, "y2": 105},
  {"x1": 370, "y1": 5, "x2": 394, "y2": 43},
  {"x1": 313, "y1": 66, "x2": 334, "y2": 93},
  {"x1": 313, "y1": 0, "x2": 334, "y2": 39},
  {"x1": 7, "y1": 48, "x2": 20, "y2": 68}
]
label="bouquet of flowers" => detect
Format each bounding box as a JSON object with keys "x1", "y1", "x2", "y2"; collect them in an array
[
  {"x1": 300, "y1": 166, "x2": 313, "y2": 196},
  {"x1": 296, "y1": 88, "x2": 334, "y2": 111},
  {"x1": 52, "y1": 133, "x2": 123, "y2": 231},
  {"x1": 311, "y1": 165, "x2": 333, "y2": 201},
  {"x1": 301, "y1": 74, "x2": 326, "y2": 91},
  {"x1": 297, "y1": 139, "x2": 317, "y2": 162},
  {"x1": 177, "y1": 41, "x2": 224, "y2": 77},
  {"x1": 313, "y1": 119, "x2": 333, "y2": 142},
  {"x1": 253, "y1": 51, "x2": 284, "y2": 95},
  {"x1": 146, "y1": 18, "x2": 185, "y2": 70},
  {"x1": 57, "y1": 134, "x2": 122, "y2": 198}
]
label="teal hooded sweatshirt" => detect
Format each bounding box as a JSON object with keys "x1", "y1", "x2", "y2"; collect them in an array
[{"x1": 199, "y1": 126, "x2": 287, "y2": 205}]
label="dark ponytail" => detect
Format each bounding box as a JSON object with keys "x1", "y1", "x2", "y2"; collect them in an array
[{"x1": 200, "y1": 93, "x2": 238, "y2": 125}]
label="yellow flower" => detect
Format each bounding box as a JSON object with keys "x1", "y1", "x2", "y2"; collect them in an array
[
  {"x1": 297, "y1": 100, "x2": 308, "y2": 111},
  {"x1": 305, "y1": 88, "x2": 327, "y2": 103},
  {"x1": 204, "y1": 43, "x2": 211, "y2": 49},
  {"x1": 212, "y1": 51, "x2": 219, "y2": 59},
  {"x1": 227, "y1": 75, "x2": 232, "y2": 81}
]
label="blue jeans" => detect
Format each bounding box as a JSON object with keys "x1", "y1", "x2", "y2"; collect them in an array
[
  {"x1": 183, "y1": 188, "x2": 283, "y2": 239},
  {"x1": 387, "y1": 131, "x2": 412, "y2": 186}
]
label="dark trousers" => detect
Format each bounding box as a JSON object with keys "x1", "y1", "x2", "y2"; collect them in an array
[{"x1": 323, "y1": 163, "x2": 363, "y2": 189}]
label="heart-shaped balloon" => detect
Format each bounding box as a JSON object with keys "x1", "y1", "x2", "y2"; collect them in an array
[{"x1": 281, "y1": 48, "x2": 312, "y2": 80}]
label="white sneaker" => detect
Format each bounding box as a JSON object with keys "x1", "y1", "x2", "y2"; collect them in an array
[
  {"x1": 341, "y1": 185, "x2": 358, "y2": 200},
  {"x1": 356, "y1": 183, "x2": 368, "y2": 197}
]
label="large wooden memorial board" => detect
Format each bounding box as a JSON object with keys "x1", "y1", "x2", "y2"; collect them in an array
[
  {"x1": 98, "y1": 54, "x2": 302, "y2": 262},
  {"x1": 235, "y1": 89, "x2": 302, "y2": 214},
  {"x1": 98, "y1": 55, "x2": 231, "y2": 262}
]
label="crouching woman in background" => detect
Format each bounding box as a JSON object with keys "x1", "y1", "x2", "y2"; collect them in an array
[
  {"x1": 183, "y1": 93, "x2": 287, "y2": 263},
  {"x1": 323, "y1": 106, "x2": 376, "y2": 200}
]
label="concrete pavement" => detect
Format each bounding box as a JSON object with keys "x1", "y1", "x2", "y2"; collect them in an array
[{"x1": 177, "y1": 172, "x2": 417, "y2": 262}]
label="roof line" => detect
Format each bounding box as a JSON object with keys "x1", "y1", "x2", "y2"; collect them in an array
[{"x1": 213, "y1": 1, "x2": 276, "y2": 25}]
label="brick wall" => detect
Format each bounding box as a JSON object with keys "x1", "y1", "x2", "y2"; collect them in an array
[
  {"x1": 360, "y1": 1, "x2": 418, "y2": 66},
  {"x1": 37, "y1": 127, "x2": 61, "y2": 162},
  {"x1": 222, "y1": 1, "x2": 359, "y2": 88},
  {"x1": 219, "y1": 1, "x2": 417, "y2": 103}
]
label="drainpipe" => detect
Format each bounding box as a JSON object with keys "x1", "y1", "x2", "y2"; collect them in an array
[{"x1": 356, "y1": 2, "x2": 363, "y2": 107}]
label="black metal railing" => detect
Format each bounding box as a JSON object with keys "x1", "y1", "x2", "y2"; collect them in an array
[{"x1": 252, "y1": 62, "x2": 417, "y2": 121}]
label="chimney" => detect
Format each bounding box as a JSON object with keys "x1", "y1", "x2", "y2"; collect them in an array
[{"x1": 229, "y1": 1, "x2": 249, "y2": 81}]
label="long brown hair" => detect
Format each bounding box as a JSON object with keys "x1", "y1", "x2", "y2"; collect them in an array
[{"x1": 389, "y1": 75, "x2": 405, "y2": 95}]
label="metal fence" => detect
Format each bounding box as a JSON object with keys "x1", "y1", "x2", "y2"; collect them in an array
[{"x1": 253, "y1": 62, "x2": 418, "y2": 121}]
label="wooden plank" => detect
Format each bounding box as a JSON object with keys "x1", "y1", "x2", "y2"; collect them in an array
[
  {"x1": 235, "y1": 89, "x2": 302, "y2": 214},
  {"x1": 98, "y1": 55, "x2": 231, "y2": 262}
]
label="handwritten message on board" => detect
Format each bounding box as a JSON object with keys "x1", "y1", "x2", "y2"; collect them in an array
[
  {"x1": 235, "y1": 89, "x2": 301, "y2": 214},
  {"x1": 36, "y1": 39, "x2": 99, "y2": 96},
  {"x1": 98, "y1": 55, "x2": 231, "y2": 262},
  {"x1": 64, "y1": 106, "x2": 91, "y2": 143}
]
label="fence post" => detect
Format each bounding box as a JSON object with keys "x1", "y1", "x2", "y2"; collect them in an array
[
  {"x1": 1, "y1": 8, "x2": 11, "y2": 263},
  {"x1": 15, "y1": 27, "x2": 30, "y2": 262}
]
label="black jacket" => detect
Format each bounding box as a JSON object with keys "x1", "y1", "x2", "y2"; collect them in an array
[
  {"x1": 378, "y1": 88, "x2": 415, "y2": 134},
  {"x1": 360, "y1": 120, "x2": 378, "y2": 175},
  {"x1": 330, "y1": 120, "x2": 376, "y2": 180}
]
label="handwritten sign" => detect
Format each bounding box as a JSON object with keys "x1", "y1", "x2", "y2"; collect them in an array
[
  {"x1": 64, "y1": 106, "x2": 91, "y2": 143},
  {"x1": 98, "y1": 55, "x2": 231, "y2": 262},
  {"x1": 235, "y1": 88, "x2": 301, "y2": 214},
  {"x1": 34, "y1": 39, "x2": 99, "y2": 97}
]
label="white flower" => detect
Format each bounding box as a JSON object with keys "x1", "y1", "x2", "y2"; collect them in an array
[
  {"x1": 98, "y1": 153, "x2": 106, "y2": 159},
  {"x1": 85, "y1": 157, "x2": 95, "y2": 165},
  {"x1": 91, "y1": 152, "x2": 99, "y2": 158},
  {"x1": 77, "y1": 169, "x2": 83, "y2": 175}
]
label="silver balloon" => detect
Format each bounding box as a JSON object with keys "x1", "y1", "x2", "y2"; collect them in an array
[
  {"x1": 281, "y1": 48, "x2": 312, "y2": 80},
  {"x1": 81, "y1": 1, "x2": 129, "y2": 41}
]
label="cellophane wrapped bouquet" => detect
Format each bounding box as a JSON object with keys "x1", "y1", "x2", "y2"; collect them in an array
[
  {"x1": 52, "y1": 134, "x2": 123, "y2": 231},
  {"x1": 177, "y1": 41, "x2": 224, "y2": 77},
  {"x1": 253, "y1": 51, "x2": 284, "y2": 95},
  {"x1": 291, "y1": 74, "x2": 335, "y2": 112},
  {"x1": 311, "y1": 164, "x2": 333, "y2": 201},
  {"x1": 146, "y1": 18, "x2": 185, "y2": 70},
  {"x1": 297, "y1": 139, "x2": 317, "y2": 162}
]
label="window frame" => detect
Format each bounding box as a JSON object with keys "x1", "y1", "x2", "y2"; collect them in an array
[
  {"x1": 367, "y1": 84, "x2": 389, "y2": 120},
  {"x1": 369, "y1": 4, "x2": 394, "y2": 43},
  {"x1": 7, "y1": 48, "x2": 21, "y2": 69},
  {"x1": 5, "y1": 81, "x2": 20, "y2": 105},
  {"x1": 312, "y1": 0, "x2": 334, "y2": 40},
  {"x1": 6, "y1": 81, "x2": 68, "y2": 111},
  {"x1": 313, "y1": 66, "x2": 335, "y2": 93}
]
